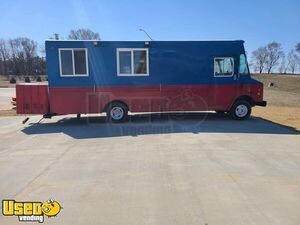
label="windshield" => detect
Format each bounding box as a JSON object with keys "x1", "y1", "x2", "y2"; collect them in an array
[{"x1": 239, "y1": 53, "x2": 249, "y2": 75}]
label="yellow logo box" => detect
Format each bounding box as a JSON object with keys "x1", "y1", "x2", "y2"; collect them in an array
[
  {"x1": 3, "y1": 200, "x2": 43, "y2": 216},
  {"x1": 2, "y1": 199, "x2": 61, "y2": 223}
]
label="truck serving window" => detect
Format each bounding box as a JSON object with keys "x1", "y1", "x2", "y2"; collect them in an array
[
  {"x1": 214, "y1": 57, "x2": 234, "y2": 77},
  {"x1": 117, "y1": 48, "x2": 149, "y2": 76},
  {"x1": 239, "y1": 54, "x2": 249, "y2": 75},
  {"x1": 59, "y1": 48, "x2": 88, "y2": 76}
]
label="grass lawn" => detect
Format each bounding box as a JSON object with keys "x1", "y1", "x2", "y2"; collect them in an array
[{"x1": 252, "y1": 74, "x2": 300, "y2": 131}]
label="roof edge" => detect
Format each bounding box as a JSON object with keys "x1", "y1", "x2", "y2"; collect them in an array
[{"x1": 45, "y1": 39, "x2": 245, "y2": 43}]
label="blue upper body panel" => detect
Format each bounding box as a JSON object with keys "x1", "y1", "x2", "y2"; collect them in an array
[{"x1": 45, "y1": 40, "x2": 260, "y2": 87}]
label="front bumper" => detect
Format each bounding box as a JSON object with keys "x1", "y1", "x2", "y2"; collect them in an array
[{"x1": 255, "y1": 101, "x2": 267, "y2": 107}]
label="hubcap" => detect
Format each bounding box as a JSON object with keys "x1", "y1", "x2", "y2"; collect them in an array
[
  {"x1": 235, "y1": 104, "x2": 248, "y2": 118},
  {"x1": 110, "y1": 107, "x2": 124, "y2": 120}
]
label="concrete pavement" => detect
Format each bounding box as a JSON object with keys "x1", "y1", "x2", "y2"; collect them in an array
[
  {"x1": 0, "y1": 114, "x2": 299, "y2": 225},
  {"x1": 0, "y1": 88, "x2": 15, "y2": 110}
]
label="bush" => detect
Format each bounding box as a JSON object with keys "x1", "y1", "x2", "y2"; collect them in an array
[
  {"x1": 10, "y1": 77, "x2": 16, "y2": 84},
  {"x1": 25, "y1": 77, "x2": 31, "y2": 83},
  {"x1": 36, "y1": 76, "x2": 42, "y2": 82}
]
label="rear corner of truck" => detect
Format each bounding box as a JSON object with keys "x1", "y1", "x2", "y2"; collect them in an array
[
  {"x1": 15, "y1": 83, "x2": 50, "y2": 115},
  {"x1": 251, "y1": 79, "x2": 267, "y2": 107}
]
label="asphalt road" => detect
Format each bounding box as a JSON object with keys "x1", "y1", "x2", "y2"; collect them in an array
[
  {"x1": 0, "y1": 113, "x2": 299, "y2": 225},
  {"x1": 0, "y1": 88, "x2": 15, "y2": 110}
]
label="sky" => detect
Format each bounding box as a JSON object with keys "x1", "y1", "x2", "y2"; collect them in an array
[{"x1": 0, "y1": 0, "x2": 299, "y2": 54}]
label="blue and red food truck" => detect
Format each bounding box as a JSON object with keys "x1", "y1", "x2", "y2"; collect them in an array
[{"x1": 16, "y1": 40, "x2": 266, "y2": 122}]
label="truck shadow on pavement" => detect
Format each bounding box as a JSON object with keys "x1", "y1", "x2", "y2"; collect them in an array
[{"x1": 21, "y1": 112, "x2": 299, "y2": 139}]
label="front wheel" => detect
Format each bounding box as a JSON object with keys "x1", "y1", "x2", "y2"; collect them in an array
[
  {"x1": 106, "y1": 102, "x2": 128, "y2": 123},
  {"x1": 230, "y1": 100, "x2": 251, "y2": 120}
]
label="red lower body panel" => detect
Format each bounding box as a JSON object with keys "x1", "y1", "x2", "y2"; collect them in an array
[
  {"x1": 16, "y1": 83, "x2": 49, "y2": 114},
  {"x1": 48, "y1": 84, "x2": 263, "y2": 115}
]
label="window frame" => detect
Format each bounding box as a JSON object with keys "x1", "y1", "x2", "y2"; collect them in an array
[
  {"x1": 116, "y1": 48, "x2": 149, "y2": 76},
  {"x1": 213, "y1": 57, "x2": 235, "y2": 77},
  {"x1": 58, "y1": 48, "x2": 89, "y2": 77}
]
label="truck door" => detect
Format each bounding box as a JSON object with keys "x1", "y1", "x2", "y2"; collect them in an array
[
  {"x1": 158, "y1": 44, "x2": 209, "y2": 112},
  {"x1": 211, "y1": 57, "x2": 238, "y2": 110},
  {"x1": 159, "y1": 71, "x2": 209, "y2": 112}
]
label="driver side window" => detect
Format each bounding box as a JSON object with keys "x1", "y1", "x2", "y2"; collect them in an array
[{"x1": 214, "y1": 57, "x2": 234, "y2": 77}]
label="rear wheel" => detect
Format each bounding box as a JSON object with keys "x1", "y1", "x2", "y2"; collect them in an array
[
  {"x1": 106, "y1": 102, "x2": 128, "y2": 123},
  {"x1": 230, "y1": 100, "x2": 251, "y2": 120}
]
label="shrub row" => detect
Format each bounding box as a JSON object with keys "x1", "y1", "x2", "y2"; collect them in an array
[{"x1": 9, "y1": 76, "x2": 45, "y2": 84}]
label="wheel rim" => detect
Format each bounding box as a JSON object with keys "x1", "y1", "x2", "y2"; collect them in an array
[
  {"x1": 235, "y1": 104, "x2": 248, "y2": 118},
  {"x1": 110, "y1": 107, "x2": 124, "y2": 120}
]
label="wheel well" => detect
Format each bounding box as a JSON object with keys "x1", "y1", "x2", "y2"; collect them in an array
[
  {"x1": 103, "y1": 100, "x2": 129, "y2": 113},
  {"x1": 233, "y1": 95, "x2": 255, "y2": 107}
]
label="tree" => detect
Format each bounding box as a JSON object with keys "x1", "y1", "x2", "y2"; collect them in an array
[
  {"x1": 286, "y1": 50, "x2": 300, "y2": 74},
  {"x1": 8, "y1": 37, "x2": 38, "y2": 75},
  {"x1": 8, "y1": 38, "x2": 24, "y2": 75},
  {"x1": 251, "y1": 46, "x2": 268, "y2": 73},
  {"x1": 0, "y1": 37, "x2": 44, "y2": 76},
  {"x1": 0, "y1": 39, "x2": 10, "y2": 75},
  {"x1": 21, "y1": 38, "x2": 38, "y2": 75},
  {"x1": 68, "y1": 28, "x2": 100, "y2": 40},
  {"x1": 265, "y1": 42, "x2": 284, "y2": 74},
  {"x1": 296, "y1": 43, "x2": 300, "y2": 54},
  {"x1": 278, "y1": 55, "x2": 286, "y2": 74}
]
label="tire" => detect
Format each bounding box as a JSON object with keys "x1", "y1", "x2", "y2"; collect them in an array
[
  {"x1": 106, "y1": 102, "x2": 128, "y2": 123},
  {"x1": 230, "y1": 100, "x2": 252, "y2": 120}
]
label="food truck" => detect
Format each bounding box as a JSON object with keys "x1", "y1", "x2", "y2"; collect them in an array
[{"x1": 15, "y1": 40, "x2": 267, "y2": 122}]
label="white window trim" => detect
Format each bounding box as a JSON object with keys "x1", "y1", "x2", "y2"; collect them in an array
[
  {"x1": 59, "y1": 48, "x2": 89, "y2": 77},
  {"x1": 117, "y1": 48, "x2": 149, "y2": 76},
  {"x1": 213, "y1": 57, "x2": 234, "y2": 77}
]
